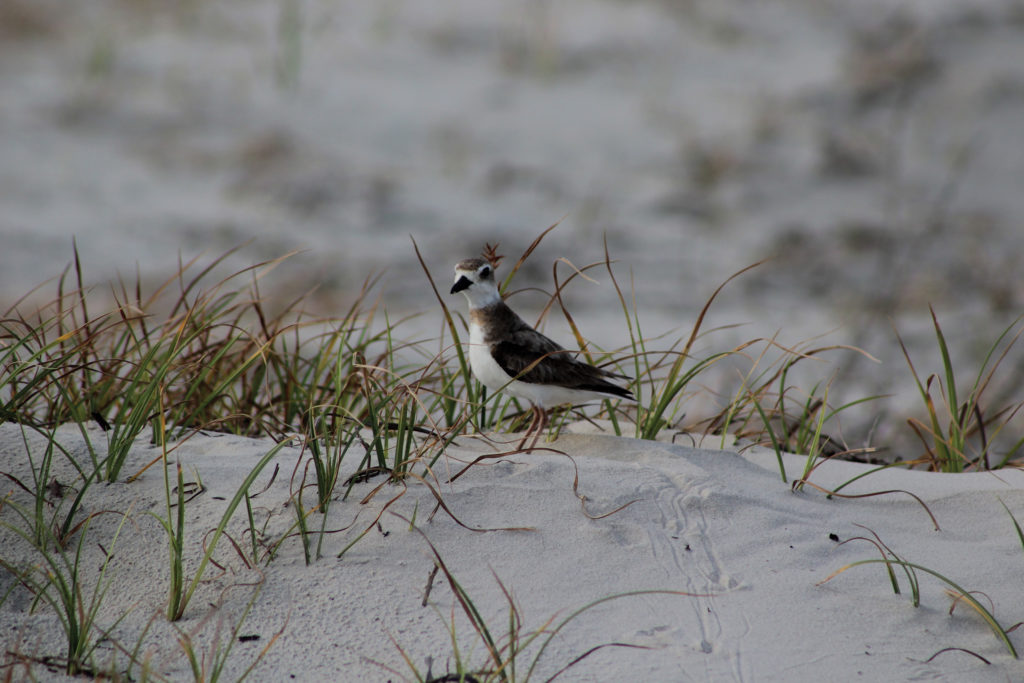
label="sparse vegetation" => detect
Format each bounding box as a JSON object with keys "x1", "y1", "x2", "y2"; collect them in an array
[
  {"x1": 821, "y1": 525, "x2": 1020, "y2": 659},
  {"x1": 2, "y1": 230, "x2": 1023, "y2": 677},
  {"x1": 381, "y1": 515, "x2": 699, "y2": 683}
]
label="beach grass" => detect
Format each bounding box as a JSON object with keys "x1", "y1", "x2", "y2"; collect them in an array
[
  {"x1": 2, "y1": 231, "x2": 1024, "y2": 677},
  {"x1": 173, "y1": 586, "x2": 283, "y2": 683},
  {"x1": 382, "y1": 515, "x2": 699, "y2": 683},
  {"x1": 822, "y1": 525, "x2": 1019, "y2": 659},
  {"x1": 899, "y1": 307, "x2": 1024, "y2": 472},
  {"x1": 3, "y1": 234, "x2": 1022, "y2": 476},
  {"x1": 0, "y1": 498, "x2": 133, "y2": 676}
]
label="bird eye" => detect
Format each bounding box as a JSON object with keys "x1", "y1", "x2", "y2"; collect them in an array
[{"x1": 480, "y1": 266, "x2": 491, "y2": 278}]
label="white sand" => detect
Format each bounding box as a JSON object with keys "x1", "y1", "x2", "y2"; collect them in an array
[{"x1": 3, "y1": 421, "x2": 1024, "y2": 681}]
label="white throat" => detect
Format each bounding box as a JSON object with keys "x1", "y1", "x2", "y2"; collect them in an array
[{"x1": 458, "y1": 278, "x2": 502, "y2": 309}]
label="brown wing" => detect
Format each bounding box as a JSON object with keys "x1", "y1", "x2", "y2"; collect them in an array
[{"x1": 490, "y1": 328, "x2": 633, "y2": 399}]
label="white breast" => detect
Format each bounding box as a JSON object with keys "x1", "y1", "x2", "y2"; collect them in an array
[{"x1": 468, "y1": 319, "x2": 518, "y2": 393}]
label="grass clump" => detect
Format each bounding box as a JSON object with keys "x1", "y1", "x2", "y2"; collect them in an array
[
  {"x1": 900, "y1": 307, "x2": 1024, "y2": 472},
  {"x1": 822, "y1": 525, "x2": 1019, "y2": 659},
  {"x1": 0, "y1": 498, "x2": 133, "y2": 676},
  {"x1": 155, "y1": 432, "x2": 295, "y2": 622},
  {"x1": 1, "y1": 246, "x2": 402, "y2": 457},
  {"x1": 174, "y1": 586, "x2": 285, "y2": 683},
  {"x1": 382, "y1": 517, "x2": 701, "y2": 683},
  {"x1": 2, "y1": 231, "x2": 1023, "y2": 475}
]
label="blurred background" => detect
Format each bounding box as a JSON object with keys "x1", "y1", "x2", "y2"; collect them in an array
[{"x1": 2, "y1": 0, "x2": 1023, "y2": 454}]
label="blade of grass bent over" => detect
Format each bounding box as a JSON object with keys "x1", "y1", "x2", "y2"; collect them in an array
[{"x1": 821, "y1": 558, "x2": 1017, "y2": 658}]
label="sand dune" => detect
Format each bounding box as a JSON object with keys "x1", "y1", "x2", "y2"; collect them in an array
[{"x1": 3, "y1": 422, "x2": 1023, "y2": 681}]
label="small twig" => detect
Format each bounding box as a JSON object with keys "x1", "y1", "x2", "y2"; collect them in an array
[{"x1": 422, "y1": 564, "x2": 440, "y2": 607}]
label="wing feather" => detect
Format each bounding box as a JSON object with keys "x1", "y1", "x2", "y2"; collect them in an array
[
  {"x1": 490, "y1": 331, "x2": 632, "y2": 399},
  {"x1": 477, "y1": 303, "x2": 632, "y2": 399}
]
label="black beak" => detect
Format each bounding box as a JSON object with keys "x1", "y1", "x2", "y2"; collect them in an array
[{"x1": 450, "y1": 276, "x2": 472, "y2": 294}]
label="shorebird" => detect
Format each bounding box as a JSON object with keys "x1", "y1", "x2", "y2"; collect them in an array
[{"x1": 450, "y1": 257, "x2": 633, "y2": 449}]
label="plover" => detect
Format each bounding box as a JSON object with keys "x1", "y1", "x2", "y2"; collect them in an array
[{"x1": 450, "y1": 257, "x2": 633, "y2": 449}]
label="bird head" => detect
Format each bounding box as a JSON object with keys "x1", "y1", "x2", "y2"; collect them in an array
[{"x1": 451, "y1": 258, "x2": 501, "y2": 307}]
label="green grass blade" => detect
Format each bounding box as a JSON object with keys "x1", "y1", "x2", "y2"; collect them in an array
[
  {"x1": 825, "y1": 558, "x2": 1017, "y2": 658},
  {"x1": 170, "y1": 437, "x2": 294, "y2": 620}
]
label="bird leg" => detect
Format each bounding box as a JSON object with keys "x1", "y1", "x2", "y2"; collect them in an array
[
  {"x1": 530, "y1": 406, "x2": 549, "y2": 451},
  {"x1": 517, "y1": 405, "x2": 549, "y2": 452},
  {"x1": 516, "y1": 405, "x2": 540, "y2": 451}
]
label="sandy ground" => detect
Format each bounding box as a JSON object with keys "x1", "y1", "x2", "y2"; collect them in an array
[{"x1": 2, "y1": 422, "x2": 1024, "y2": 681}]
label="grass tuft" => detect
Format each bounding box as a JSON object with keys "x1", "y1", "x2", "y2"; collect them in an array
[
  {"x1": 383, "y1": 513, "x2": 704, "y2": 682},
  {"x1": 898, "y1": 308, "x2": 1024, "y2": 472},
  {"x1": 822, "y1": 525, "x2": 1018, "y2": 658}
]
